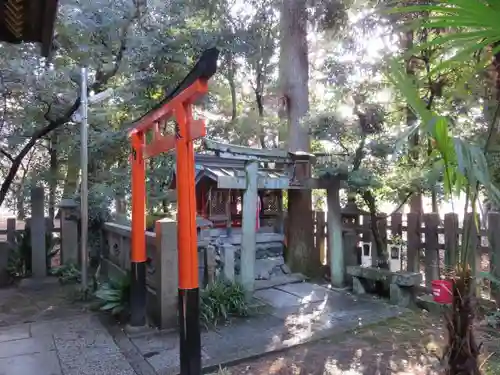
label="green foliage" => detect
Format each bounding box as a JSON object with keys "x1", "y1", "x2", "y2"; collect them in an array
[
  {"x1": 95, "y1": 272, "x2": 131, "y2": 317},
  {"x1": 387, "y1": 3, "x2": 500, "y2": 371},
  {"x1": 389, "y1": 0, "x2": 500, "y2": 75},
  {"x1": 484, "y1": 360, "x2": 500, "y2": 375},
  {"x1": 389, "y1": 58, "x2": 500, "y2": 262},
  {"x1": 50, "y1": 263, "x2": 81, "y2": 285},
  {"x1": 200, "y1": 281, "x2": 251, "y2": 328},
  {"x1": 6, "y1": 227, "x2": 57, "y2": 279}
]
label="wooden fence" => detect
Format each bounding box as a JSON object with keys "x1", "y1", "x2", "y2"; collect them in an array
[{"x1": 313, "y1": 211, "x2": 500, "y2": 301}]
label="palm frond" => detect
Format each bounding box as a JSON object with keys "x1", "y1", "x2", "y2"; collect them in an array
[{"x1": 387, "y1": 0, "x2": 500, "y2": 73}]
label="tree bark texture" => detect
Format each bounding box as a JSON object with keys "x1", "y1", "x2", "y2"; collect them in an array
[
  {"x1": 404, "y1": 30, "x2": 423, "y2": 214},
  {"x1": 279, "y1": 0, "x2": 316, "y2": 276}
]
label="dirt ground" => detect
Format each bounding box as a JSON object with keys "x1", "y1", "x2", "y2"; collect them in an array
[
  {"x1": 217, "y1": 311, "x2": 500, "y2": 375},
  {"x1": 0, "y1": 279, "x2": 92, "y2": 326}
]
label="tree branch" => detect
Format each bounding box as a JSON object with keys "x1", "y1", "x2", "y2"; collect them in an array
[
  {"x1": 0, "y1": 3, "x2": 143, "y2": 207},
  {"x1": 0, "y1": 148, "x2": 14, "y2": 163}
]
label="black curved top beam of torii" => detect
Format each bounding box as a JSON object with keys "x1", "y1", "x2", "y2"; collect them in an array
[{"x1": 132, "y1": 47, "x2": 219, "y2": 127}]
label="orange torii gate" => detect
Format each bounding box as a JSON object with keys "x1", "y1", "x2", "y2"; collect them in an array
[{"x1": 128, "y1": 49, "x2": 218, "y2": 375}]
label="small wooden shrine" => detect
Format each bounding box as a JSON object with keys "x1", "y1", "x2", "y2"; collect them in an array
[
  {"x1": 168, "y1": 139, "x2": 351, "y2": 291},
  {"x1": 169, "y1": 140, "x2": 318, "y2": 232}
]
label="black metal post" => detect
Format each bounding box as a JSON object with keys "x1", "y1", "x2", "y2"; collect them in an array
[
  {"x1": 130, "y1": 261, "x2": 147, "y2": 326},
  {"x1": 179, "y1": 288, "x2": 201, "y2": 375}
]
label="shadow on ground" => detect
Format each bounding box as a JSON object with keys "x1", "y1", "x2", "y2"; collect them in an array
[{"x1": 222, "y1": 311, "x2": 500, "y2": 375}]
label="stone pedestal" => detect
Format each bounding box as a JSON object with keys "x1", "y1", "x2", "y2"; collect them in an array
[
  {"x1": 352, "y1": 277, "x2": 366, "y2": 294},
  {"x1": 154, "y1": 218, "x2": 178, "y2": 329}
]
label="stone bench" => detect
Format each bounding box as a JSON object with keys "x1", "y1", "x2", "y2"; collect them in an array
[{"x1": 346, "y1": 265, "x2": 422, "y2": 308}]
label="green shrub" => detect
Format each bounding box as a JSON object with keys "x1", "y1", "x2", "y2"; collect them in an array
[
  {"x1": 94, "y1": 271, "x2": 131, "y2": 317},
  {"x1": 200, "y1": 281, "x2": 251, "y2": 328},
  {"x1": 6, "y1": 226, "x2": 57, "y2": 279},
  {"x1": 50, "y1": 263, "x2": 81, "y2": 284}
]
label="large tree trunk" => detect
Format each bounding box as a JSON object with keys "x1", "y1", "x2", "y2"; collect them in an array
[
  {"x1": 404, "y1": 30, "x2": 423, "y2": 214},
  {"x1": 280, "y1": 0, "x2": 316, "y2": 276}
]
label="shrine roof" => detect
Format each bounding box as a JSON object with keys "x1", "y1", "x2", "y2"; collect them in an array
[
  {"x1": 169, "y1": 153, "x2": 291, "y2": 190},
  {"x1": 195, "y1": 154, "x2": 287, "y2": 181},
  {"x1": 0, "y1": 0, "x2": 59, "y2": 57}
]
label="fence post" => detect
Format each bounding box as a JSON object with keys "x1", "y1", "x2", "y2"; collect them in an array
[
  {"x1": 488, "y1": 212, "x2": 500, "y2": 304},
  {"x1": 390, "y1": 213, "x2": 403, "y2": 271},
  {"x1": 423, "y1": 213, "x2": 440, "y2": 287},
  {"x1": 6, "y1": 218, "x2": 16, "y2": 246},
  {"x1": 360, "y1": 214, "x2": 373, "y2": 267},
  {"x1": 406, "y1": 213, "x2": 421, "y2": 273},
  {"x1": 343, "y1": 229, "x2": 358, "y2": 286},
  {"x1": 444, "y1": 213, "x2": 459, "y2": 272},
  {"x1": 30, "y1": 187, "x2": 47, "y2": 278},
  {"x1": 391, "y1": 213, "x2": 403, "y2": 240},
  {"x1": 377, "y1": 215, "x2": 388, "y2": 267}
]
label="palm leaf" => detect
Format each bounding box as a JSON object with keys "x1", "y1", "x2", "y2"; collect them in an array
[{"x1": 386, "y1": 0, "x2": 500, "y2": 74}]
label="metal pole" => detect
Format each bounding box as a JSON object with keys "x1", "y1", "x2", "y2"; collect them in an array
[{"x1": 80, "y1": 66, "x2": 89, "y2": 290}]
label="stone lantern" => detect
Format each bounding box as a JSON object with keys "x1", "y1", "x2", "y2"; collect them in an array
[{"x1": 341, "y1": 197, "x2": 360, "y2": 228}]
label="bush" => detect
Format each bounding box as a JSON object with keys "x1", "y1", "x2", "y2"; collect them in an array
[
  {"x1": 7, "y1": 226, "x2": 57, "y2": 279},
  {"x1": 200, "y1": 281, "x2": 251, "y2": 328},
  {"x1": 50, "y1": 263, "x2": 81, "y2": 284},
  {"x1": 94, "y1": 271, "x2": 131, "y2": 318}
]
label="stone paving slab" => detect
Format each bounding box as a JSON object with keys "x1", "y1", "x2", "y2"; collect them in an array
[
  {"x1": 0, "y1": 324, "x2": 30, "y2": 342},
  {"x1": 0, "y1": 336, "x2": 55, "y2": 358},
  {"x1": 131, "y1": 331, "x2": 211, "y2": 373},
  {"x1": 0, "y1": 281, "x2": 403, "y2": 375},
  {"x1": 60, "y1": 352, "x2": 137, "y2": 375},
  {"x1": 0, "y1": 351, "x2": 62, "y2": 375},
  {"x1": 0, "y1": 314, "x2": 138, "y2": 375},
  {"x1": 254, "y1": 288, "x2": 303, "y2": 308},
  {"x1": 275, "y1": 282, "x2": 331, "y2": 302},
  {"x1": 202, "y1": 315, "x2": 287, "y2": 363},
  {"x1": 124, "y1": 282, "x2": 404, "y2": 375}
]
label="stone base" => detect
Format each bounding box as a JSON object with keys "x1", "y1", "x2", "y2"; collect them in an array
[
  {"x1": 124, "y1": 323, "x2": 156, "y2": 338},
  {"x1": 389, "y1": 283, "x2": 412, "y2": 308},
  {"x1": 18, "y1": 277, "x2": 60, "y2": 290},
  {"x1": 347, "y1": 266, "x2": 420, "y2": 308},
  {"x1": 352, "y1": 277, "x2": 366, "y2": 294}
]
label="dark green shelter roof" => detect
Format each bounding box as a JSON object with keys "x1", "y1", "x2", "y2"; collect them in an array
[{"x1": 0, "y1": 0, "x2": 59, "y2": 57}]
